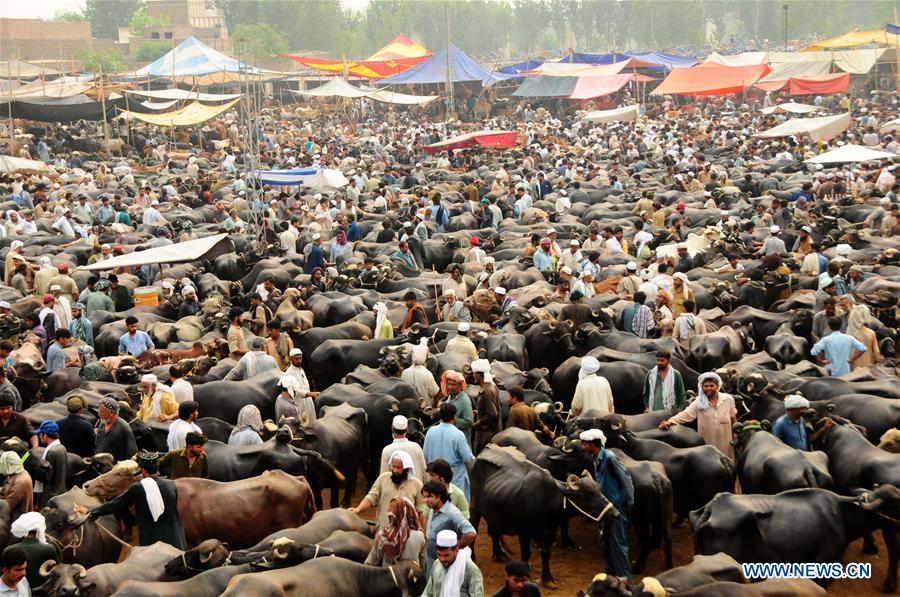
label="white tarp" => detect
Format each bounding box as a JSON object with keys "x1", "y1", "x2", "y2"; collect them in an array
[
  {"x1": 757, "y1": 60, "x2": 832, "y2": 83},
  {"x1": 0, "y1": 155, "x2": 52, "y2": 174},
  {"x1": 124, "y1": 89, "x2": 242, "y2": 102},
  {"x1": 754, "y1": 112, "x2": 852, "y2": 142},
  {"x1": 805, "y1": 144, "x2": 896, "y2": 164},
  {"x1": 582, "y1": 105, "x2": 640, "y2": 124},
  {"x1": 705, "y1": 51, "x2": 768, "y2": 67},
  {"x1": 141, "y1": 99, "x2": 180, "y2": 111},
  {"x1": 80, "y1": 233, "x2": 233, "y2": 271},
  {"x1": 760, "y1": 102, "x2": 821, "y2": 115},
  {"x1": 880, "y1": 118, "x2": 900, "y2": 133},
  {"x1": 832, "y1": 48, "x2": 887, "y2": 74},
  {"x1": 292, "y1": 79, "x2": 437, "y2": 105},
  {"x1": 295, "y1": 78, "x2": 371, "y2": 98},
  {"x1": 363, "y1": 88, "x2": 438, "y2": 105},
  {"x1": 252, "y1": 168, "x2": 349, "y2": 188}
]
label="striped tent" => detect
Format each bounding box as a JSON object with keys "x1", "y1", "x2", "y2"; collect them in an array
[
  {"x1": 126, "y1": 37, "x2": 277, "y2": 85},
  {"x1": 282, "y1": 34, "x2": 431, "y2": 79}
]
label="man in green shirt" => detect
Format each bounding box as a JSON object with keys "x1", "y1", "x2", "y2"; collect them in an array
[
  {"x1": 83, "y1": 279, "x2": 115, "y2": 316},
  {"x1": 108, "y1": 275, "x2": 133, "y2": 312},
  {"x1": 160, "y1": 432, "x2": 209, "y2": 480},
  {"x1": 641, "y1": 350, "x2": 687, "y2": 412},
  {"x1": 423, "y1": 530, "x2": 484, "y2": 597}
]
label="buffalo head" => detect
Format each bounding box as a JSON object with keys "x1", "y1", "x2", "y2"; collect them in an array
[
  {"x1": 165, "y1": 539, "x2": 231, "y2": 578},
  {"x1": 585, "y1": 572, "x2": 633, "y2": 597},
  {"x1": 252, "y1": 537, "x2": 337, "y2": 570},
  {"x1": 879, "y1": 429, "x2": 900, "y2": 454},
  {"x1": 83, "y1": 460, "x2": 141, "y2": 498},
  {"x1": 39, "y1": 561, "x2": 91, "y2": 597},
  {"x1": 559, "y1": 471, "x2": 619, "y2": 524}
]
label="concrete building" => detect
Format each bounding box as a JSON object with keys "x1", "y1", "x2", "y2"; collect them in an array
[
  {"x1": 0, "y1": 19, "x2": 97, "y2": 65},
  {"x1": 130, "y1": 0, "x2": 231, "y2": 54}
]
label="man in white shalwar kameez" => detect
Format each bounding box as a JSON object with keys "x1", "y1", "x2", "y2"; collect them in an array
[{"x1": 569, "y1": 356, "x2": 614, "y2": 419}]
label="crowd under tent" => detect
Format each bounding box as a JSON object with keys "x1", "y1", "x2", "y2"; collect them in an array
[
  {"x1": 651, "y1": 63, "x2": 770, "y2": 96},
  {"x1": 753, "y1": 112, "x2": 852, "y2": 143},
  {"x1": 81, "y1": 234, "x2": 234, "y2": 272},
  {"x1": 581, "y1": 105, "x2": 641, "y2": 124},
  {"x1": 378, "y1": 44, "x2": 512, "y2": 87},
  {"x1": 117, "y1": 98, "x2": 240, "y2": 127},
  {"x1": 121, "y1": 88, "x2": 243, "y2": 114},
  {"x1": 760, "y1": 102, "x2": 821, "y2": 115},
  {"x1": 755, "y1": 73, "x2": 851, "y2": 95},
  {"x1": 289, "y1": 77, "x2": 437, "y2": 105},
  {"x1": 251, "y1": 167, "x2": 349, "y2": 188},
  {"x1": 805, "y1": 144, "x2": 897, "y2": 164},
  {"x1": 424, "y1": 130, "x2": 517, "y2": 154},
  {"x1": 282, "y1": 34, "x2": 431, "y2": 80}
]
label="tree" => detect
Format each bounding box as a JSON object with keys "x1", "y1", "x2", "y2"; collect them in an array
[
  {"x1": 134, "y1": 40, "x2": 172, "y2": 63},
  {"x1": 130, "y1": 7, "x2": 171, "y2": 37},
  {"x1": 82, "y1": 0, "x2": 144, "y2": 39},
  {"x1": 76, "y1": 47, "x2": 126, "y2": 73},
  {"x1": 51, "y1": 10, "x2": 87, "y2": 22},
  {"x1": 232, "y1": 23, "x2": 289, "y2": 58}
]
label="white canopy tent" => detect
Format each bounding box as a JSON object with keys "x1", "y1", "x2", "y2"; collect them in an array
[
  {"x1": 124, "y1": 89, "x2": 241, "y2": 102},
  {"x1": 80, "y1": 234, "x2": 234, "y2": 271},
  {"x1": 760, "y1": 102, "x2": 821, "y2": 115},
  {"x1": 291, "y1": 78, "x2": 437, "y2": 105},
  {"x1": 754, "y1": 112, "x2": 852, "y2": 143},
  {"x1": 582, "y1": 105, "x2": 640, "y2": 124},
  {"x1": 805, "y1": 144, "x2": 896, "y2": 164}
]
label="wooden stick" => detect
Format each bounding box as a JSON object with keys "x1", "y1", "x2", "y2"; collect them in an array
[{"x1": 432, "y1": 265, "x2": 442, "y2": 322}]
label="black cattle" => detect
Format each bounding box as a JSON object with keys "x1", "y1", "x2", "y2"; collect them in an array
[
  {"x1": 281, "y1": 403, "x2": 368, "y2": 508},
  {"x1": 596, "y1": 414, "x2": 735, "y2": 518},
  {"x1": 523, "y1": 320, "x2": 577, "y2": 371},
  {"x1": 492, "y1": 428, "x2": 591, "y2": 481},
  {"x1": 721, "y1": 305, "x2": 812, "y2": 348},
  {"x1": 691, "y1": 485, "x2": 900, "y2": 592},
  {"x1": 291, "y1": 321, "x2": 371, "y2": 374},
  {"x1": 579, "y1": 344, "x2": 700, "y2": 391},
  {"x1": 193, "y1": 417, "x2": 234, "y2": 444},
  {"x1": 585, "y1": 553, "x2": 744, "y2": 597},
  {"x1": 41, "y1": 488, "x2": 124, "y2": 568},
  {"x1": 0, "y1": 437, "x2": 52, "y2": 483},
  {"x1": 484, "y1": 333, "x2": 528, "y2": 370},
  {"x1": 308, "y1": 338, "x2": 404, "y2": 389},
  {"x1": 203, "y1": 433, "x2": 344, "y2": 511},
  {"x1": 788, "y1": 376, "x2": 900, "y2": 401},
  {"x1": 573, "y1": 325, "x2": 688, "y2": 363},
  {"x1": 39, "y1": 542, "x2": 182, "y2": 596},
  {"x1": 234, "y1": 530, "x2": 372, "y2": 567},
  {"x1": 304, "y1": 293, "x2": 369, "y2": 327},
  {"x1": 812, "y1": 421, "x2": 900, "y2": 494},
  {"x1": 764, "y1": 333, "x2": 809, "y2": 365},
  {"x1": 732, "y1": 422, "x2": 832, "y2": 494},
  {"x1": 551, "y1": 357, "x2": 646, "y2": 414},
  {"x1": 164, "y1": 538, "x2": 231, "y2": 578},
  {"x1": 470, "y1": 445, "x2": 618, "y2": 587},
  {"x1": 113, "y1": 564, "x2": 256, "y2": 597},
  {"x1": 614, "y1": 450, "x2": 674, "y2": 574},
  {"x1": 192, "y1": 369, "x2": 281, "y2": 424},
  {"x1": 686, "y1": 325, "x2": 747, "y2": 372}
]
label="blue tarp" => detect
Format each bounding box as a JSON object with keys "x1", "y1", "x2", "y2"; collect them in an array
[
  {"x1": 560, "y1": 52, "x2": 630, "y2": 64},
  {"x1": 251, "y1": 167, "x2": 318, "y2": 186},
  {"x1": 631, "y1": 52, "x2": 697, "y2": 69},
  {"x1": 498, "y1": 59, "x2": 544, "y2": 75},
  {"x1": 130, "y1": 36, "x2": 266, "y2": 81},
  {"x1": 378, "y1": 44, "x2": 512, "y2": 86},
  {"x1": 888, "y1": 23, "x2": 900, "y2": 35}
]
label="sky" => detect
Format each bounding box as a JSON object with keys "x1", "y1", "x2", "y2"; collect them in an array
[{"x1": 0, "y1": 0, "x2": 371, "y2": 20}]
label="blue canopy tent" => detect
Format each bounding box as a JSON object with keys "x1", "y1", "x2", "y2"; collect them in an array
[
  {"x1": 251, "y1": 168, "x2": 348, "y2": 188},
  {"x1": 378, "y1": 44, "x2": 512, "y2": 86},
  {"x1": 559, "y1": 52, "x2": 631, "y2": 64},
  {"x1": 630, "y1": 52, "x2": 697, "y2": 69},
  {"x1": 498, "y1": 59, "x2": 545, "y2": 75}
]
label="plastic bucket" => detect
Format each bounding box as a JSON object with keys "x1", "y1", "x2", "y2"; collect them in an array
[{"x1": 133, "y1": 286, "x2": 159, "y2": 307}]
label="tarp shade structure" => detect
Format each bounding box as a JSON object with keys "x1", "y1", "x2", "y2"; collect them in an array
[
  {"x1": 881, "y1": 118, "x2": 900, "y2": 133},
  {"x1": 289, "y1": 79, "x2": 437, "y2": 104},
  {"x1": 81, "y1": 234, "x2": 234, "y2": 271},
  {"x1": 281, "y1": 34, "x2": 431, "y2": 79},
  {"x1": 761, "y1": 102, "x2": 820, "y2": 115},
  {"x1": 424, "y1": 131, "x2": 518, "y2": 154},
  {"x1": 118, "y1": 98, "x2": 239, "y2": 127},
  {"x1": 631, "y1": 52, "x2": 697, "y2": 69},
  {"x1": 378, "y1": 44, "x2": 511, "y2": 86},
  {"x1": 705, "y1": 52, "x2": 768, "y2": 67},
  {"x1": 804, "y1": 29, "x2": 900, "y2": 51},
  {"x1": 788, "y1": 73, "x2": 850, "y2": 95},
  {"x1": 123, "y1": 89, "x2": 241, "y2": 102},
  {"x1": 530, "y1": 57, "x2": 654, "y2": 77},
  {"x1": 570, "y1": 74, "x2": 641, "y2": 100},
  {"x1": 138, "y1": 100, "x2": 180, "y2": 111},
  {"x1": 251, "y1": 168, "x2": 349, "y2": 188},
  {"x1": 512, "y1": 75, "x2": 578, "y2": 97},
  {"x1": 0, "y1": 60, "x2": 61, "y2": 79},
  {"x1": 4, "y1": 79, "x2": 123, "y2": 100},
  {"x1": 559, "y1": 52, "x2": 631, "y2": 64},
  {"x1": 805, "y1": 144, "x2": 897, "y2": 164},
  {"x1": 363, "y1": 88, "x2": 438, "y2": 105},
  {"x1": 582, "y1": 105, "x2": 640, "y2": 124},
  {"x1": 0, "y1": 155, "x2": 52, "y2": 174},
  {"x1": 498, "y1": 59, "x2": 544, "y2": 75},
  {"x1": 754, "y1": 112, "x2": 852, "y2": 143},
  {"x1": 763, "y1": 48, "x2": 886, "y2": 74},
  {"x1": 296, "y1": 77, "x2": 370, "y2": 98},
  {"x1": 125, "y1": 37, "x2": 278, "y2": 85},
  {"x1": 0, "y1": 94, "x2": 123, "y2": 122},
  {"x1": 756, "y1": 60, "x2": 832, "y2": 85},
  {"x1": 652, "y1": 64, "x2": 770, "y2": 96}
]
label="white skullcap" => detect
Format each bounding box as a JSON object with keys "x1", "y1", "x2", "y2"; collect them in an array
[
  {"x1": 161, "y1": 281, "x2": 175, "y2": 290},
  {"x1": 391, "y1": 415, "x2": 408, "y2": 430},
  {"x1": 579, "y1": 429, "x2": 606, "y2": 445},
  {"x1": 373, "y1": 302, "x2": 387, "y2": 313},
  {"x1": 471, "y1": 359, "x2": 491, "y2": 374},
  {"x1": 182, "y1": 286, "x2": 196, "y2": 295},
  {"x1": 0, "y1": 302, "x2": 9, "y2": 309},
  {"x1": 444, "y1": 288, "x2": 456, "y2": 298},
  {"x1": 151, "y1": 199, "x2": 159, "y2": 206},
  {"x1": 436, "y1": 529, "x2": 458, "y2": 548},
  {"x1": 312, "y1": 233, "x2": 321, "y2": 241},
  {"x1": 801, "y1": 226, "x2": 812, "y2": 233},
  {"x1": 141, "y1": 374, "x2": 157, "y2": 384},
  {"x1": 676, "y1": 242, "x2": 688, "y2": 250},
  {"x1": 835, "y1": 244, "x2": 851, "y2": 257},
  {"x1": 770, "y1": 225, "x2": 780, "y2": 234},
  {"x1": 546, "y1": 228, "x2": 556, "y2": 235},
  {"x1": 10, "y1": 511, "x2": 46, "y2": 543},
  {"x1": 881, "y1": 197, "x2": 891, "y2": 204},
  {"x1": 560, "y1": 266, "x2": 573, "y2": 275},
  {"x1": 626, "y1": 261, "x2": 638, "y2": 271},
  {"x1": 495, "y1": 287, "x2": 507, "y2": 295},
  {"x1": 289, "y1": 348, "x2": 303, "y2": 357},
  {"x1": 49, "y1": 285, "x2": 61, "y2": 291},
  {"x1": 821, "y1": 276, "x2": 835, "y2": 287},
  {"x1": 570, "y1": 239, "x2": 580, "y2": 246},
  {"x1": 784, "y1": 394, "x2": 809, "y2": 410},
  {"x1": 815, "y1": 164, "x2": 824, "y2": 170},
  {"x1": 458, "y1": 322, "x2": 470, "y2": 333},
  {"x1": 10, "y1": 240, "x2": 23, "y2": 250},
  {"x1": 390, "y1": 450, "x2": 414, "y2": 470},
  {"x1": 580, "y1": 269, "x2": 593, "y2": 279},
  {"x1": 579, "y1": 356, "x2": 600, "y2": 379},
  {"x1": 314, "y1": 193, "x2": 323, "y2": 200}
]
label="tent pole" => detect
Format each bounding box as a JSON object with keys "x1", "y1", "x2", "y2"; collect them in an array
[
  {"x1": 99, "y1": 65, "x2": 110, "y2": 148},
  {"x1": 6, "y1": 62, "x2": 15, "y2": 154}
]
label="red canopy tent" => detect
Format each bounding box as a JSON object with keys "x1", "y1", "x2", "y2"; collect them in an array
[
  {"x1": 651, "y1": 64, "x2": 770, "y2": 96},
  {"x1": 756, "y1": 73, "x2": 850, "y2": 95},
  {"x1": 281, "y1": 34, "x2": 431, "y2": 79},
  {"x1": 424, "y1": 131, "x2": 518, "y2": 154}
]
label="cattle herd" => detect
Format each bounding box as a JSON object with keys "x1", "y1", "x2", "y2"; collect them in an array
[{"x1": 0, "y1": 91, "x2": 897, "y2": 596}]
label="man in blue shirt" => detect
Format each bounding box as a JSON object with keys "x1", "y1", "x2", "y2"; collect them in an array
[
  {"x1": 811, "y1": 317, "x2": 866, "y2": 377},
  {"x1": 345, "y1": 215, "x2": 361, "y2": 242},
  {"x1": 771, "y1": 394, "x2": 833, "y2": 450},
  {"x1": 532, "y1": 239, "x2": 554, "y2": 273},
  {"x1": 431, "y1": 194, "x2": 449, "y2": 233},
  {"x1": 423, "y1": 404, "x2": 474, "y2": 501},
  {"x1": 46, "y1": 329, "x2": 76, "y2": 372},
  {"x1": 580, "y1": 428, "x2": 633, "y2": 579},
  {"x1": 118, "y1": 316, "x2": 155, "y2": 357},
  {"x1": 421, "y1": 480, "x2": 476, "y2": 575},
  {"x1": 304, "y1": 234, "x2": 326, "y2": 274}
]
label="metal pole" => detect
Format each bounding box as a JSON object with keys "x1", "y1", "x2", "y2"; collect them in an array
[
  {"x1": 782, "y1": 4, "x2": 788, "y2": 51},
  {"x1": 445, "y1": 2, "x2": 453, "y2": 117}
]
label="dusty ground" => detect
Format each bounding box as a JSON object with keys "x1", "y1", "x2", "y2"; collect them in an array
[{"x1": 339, "y1": 478, "x2": 890, "y2": 596}]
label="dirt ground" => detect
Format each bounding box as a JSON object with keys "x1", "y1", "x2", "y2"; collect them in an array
[{"x1": 338, "y1": 477, "x2": 891, "y2": 596}]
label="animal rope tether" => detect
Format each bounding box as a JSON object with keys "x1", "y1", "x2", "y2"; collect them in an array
[{"x1": 562, "y1": 496, "x2": 615, "y2": 523}]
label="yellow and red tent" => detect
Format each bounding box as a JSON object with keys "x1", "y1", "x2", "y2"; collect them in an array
[{"x1": 282, "y1": 34, "x2": 431, "y2": 79}]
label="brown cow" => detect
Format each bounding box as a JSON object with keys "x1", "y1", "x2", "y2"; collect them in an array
[
  {"x1": 83, "y1": 463, "x2": 315, "y2": 549},
  {"x1": 136, "y1": 339, "x2": 225, "y2": 368}
]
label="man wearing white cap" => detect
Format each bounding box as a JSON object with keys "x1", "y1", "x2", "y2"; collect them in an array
[
  {"x1": 441, "y1": 289, "x2": 472, "y2": 323},
  {"x1": 49, "y1": 285, "x2": 72, "y2": 330},
  {"x1": 569, "y1": 356, "x2": 614, "y2": 419},
  {"x1": 616, "y1": 262, "x2": 642, "y2": 300},
  {"x1": 136, "y1": 373, "x2": 178, "y2": 424},
  {"x1": 380, "y1": 415, "x2": 427, "y2": 482},
  {"x1": 225, "y1": 337, "x2": 278, "y2": 381},
  {"x1": 283, "y1": 349, "x2": 318, "y2": 422},
  {"x1": 442, "y1": 265, "x2": 468, "y2": 300},
  {"x1": 660, "y1": 372, "x2": 736, "y2": 458},
  {"x1": 445, "y1": 323, "x2": 478, "y2": 362},
  {"x1": 401, "y1": 345, "x2": 440, "y2": 405},
  {"x1": 756, "y1": 225, "x2": 787, "y2": 257},
  {"x1": 423, "y1": 529, "x2": 483, "y2": 597},
  {"x1": 3, "y1": 240, "x2": 26, "y2": 286},
  {"x1": 580, "y1": 428, "x2": 633, "y2": 579},
  {"x1": 350, "y1": 450, "x2": 424, "y2": 532},
  {"x1": 772, "y1": 394, "x2": 826, "y2": 451},
  {"x1": 470, "y1": 359, "x2": 501, "y2": 453},
  {"x1": 142, "y1": 200, "x2": 165, "y2": 226},
  {"x1": 558, "y1": 239, "x2": 583, "y2": 272}
]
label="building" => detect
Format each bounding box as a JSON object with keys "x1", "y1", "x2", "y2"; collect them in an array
[
  {"x1": 0, "y1": 19, "x2": 97, "y2": 66},
  {"x1": 129, "y1": 0, "x2": 230, "y2": 54}
]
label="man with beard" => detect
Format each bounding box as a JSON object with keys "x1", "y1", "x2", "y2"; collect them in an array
[
  {"x1": 470, "y1": 359, "x2": 501, "y2": 454},
  {"x1": 349, "y1": 451, "x2": 425, "y2": 532}
]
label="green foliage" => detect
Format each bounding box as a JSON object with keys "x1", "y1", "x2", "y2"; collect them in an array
[
  {"x1": 134, "y1": 40, "x2": 172, "y2": 63},
  {"x1": 83, "y1": 0, "x2": 144, "y2": 39},
  {"x1": 232, "y1": 22, "x2": 289, "y2": 58},
  {"x1": 76, "y1": 47, "x2": 126, "y2": 73},
  {"x1": 51, "y1": 10, "x2": 87, "y2": 22},
  {"x1": 129, "y1": 7, "x2": 171, "y2": 37}
]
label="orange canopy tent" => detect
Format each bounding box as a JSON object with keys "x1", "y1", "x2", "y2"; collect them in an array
[
  {"x1": 281, "y1": 34, "x2": 431, "y2": 79},
  {"x1": 651, "y1": 63, "x2": 770, "y2": 96}
]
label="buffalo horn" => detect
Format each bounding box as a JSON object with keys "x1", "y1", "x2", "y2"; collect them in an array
[
  {"x1": 74, "y1": 564, "x2": 87, "y2": 578},
  {"x1": 199, "y1": 550, "x2": 213, "y2": 564},
  {"x1": 39, "y1": 560, "x2": 56, "y2": 577},
  {"x1": 611, "y1": 420, "x2": 623, "y2": 431}
]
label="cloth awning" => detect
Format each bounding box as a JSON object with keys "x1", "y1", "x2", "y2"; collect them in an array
[
  {"x1": 582, "y1": 105, "x2": 640, "y2": 124},
  {"x1": 424, "y1": 131, "x2": 517, "y2": 154},
  {"x1": 378, "y1": 44, "x2": 511, "y2": 86},
  {"x1": 290, "y1": 78, "x2": 437, "y2": 104},
  {"x1": 0, "y1": 155, "x2": 52, "y2": 174},
  {"x1": 1, "y1": 94, "x2": 123, "y2": 122},
  {"x1": 760, "y1": 102, "x2": 820, "y2": 115},
  {"x1": 118, "y1": 98, "x2": 239, "y2": 127},
  {"x1": 281, "y1": 34, "x2": 431, "y2": 79},
  {"x1": 805, "y1": 144, "x2": 897, "y2": 164},
  {"x1": 364, "y1": 88, "x2": 438, "y2": 105},
  {"x1": 756, "y1": 60, "x2": 832, "y2": 84},
  {"x1": 80, "y1": 234, "x2": 234, "y2": 271},
  {"x1": 804, "y1": 29, "x2": 900, "y2": 51},
  {"x1": 788, "y1": 73, "x2": 850, "y2": 95},
  {"x1": 652, "y1": 64, "x2": 770, "y2": 96},
  {"x1": 754, "y1": 112, "x2": 852, "y2": 143},
  {"x1": 569, "y1": 74, "x2": 639, "y2": 100},
  {"x1": 251, "y1": 168, "x2": 349, "y2": 188},
  {"x1": 296, "y1": 77, "x2": 371, "y2": 98},
  {"x1": 512, "y1": 73, "x2": 644, "y2": 99},
  {"x1": 530, "y1": 58, "x2": 650, "y2": 77},
  {"x1": 705, "y1": 52, "x2": 768, "y2": 67},
  {"x1": 124, "y1": 89, "x2": 241, "y2": 102}
]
